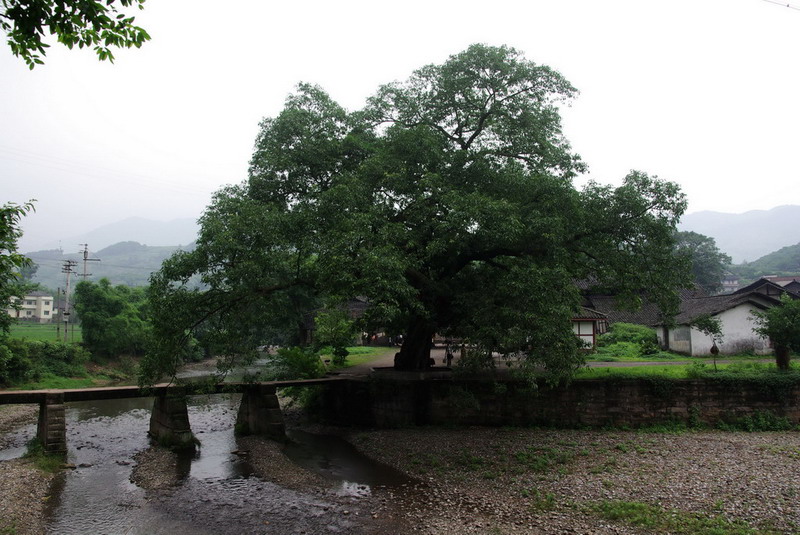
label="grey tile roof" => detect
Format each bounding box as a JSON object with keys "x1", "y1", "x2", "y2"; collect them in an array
[
  {"x1": 585, "y1": 295, "x2": 665, "y2": 326},
  {"x1": 584, "y1": 288, "x2": 704, "y2": 327},
  {"x1": 671, "y1": 291, "x2": 786, "y2": 325},
  {"x1": 573, "y1": 307, "x2": 608, "y2": 320}
]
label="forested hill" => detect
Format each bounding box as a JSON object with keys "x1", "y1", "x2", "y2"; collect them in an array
[
  {"x1": 24, "y1": 241, "x2": 191, "y2": 290},
  {"x1": 730, "y1": 242, "x2": 800, "y2": 281},
  {"x1": 680, "y1": 205, "x2": 800, "y2": 264}
]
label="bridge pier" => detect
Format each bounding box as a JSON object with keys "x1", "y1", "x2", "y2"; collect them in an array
[
  {"x1": 236, "y1": 385, "x2": 286, "y2": 440},
  {"x1": 149, "y1": 388, "x2": 197, "y2": 450},
  {"x1": 37, "y1": 392, "x2": 67, "y2": 455}
]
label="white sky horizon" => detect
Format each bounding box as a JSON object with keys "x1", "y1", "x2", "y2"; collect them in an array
[{"x1": 3, "y1": 0, "x2": 800, "y2": 252}]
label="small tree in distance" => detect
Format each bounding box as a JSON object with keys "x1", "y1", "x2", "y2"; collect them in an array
[
  {"x1": 691, "y1": 314, "x2": 723, "y2": 370},
  {"x1": 752, "y1": 294, "x2": 800, "y2": 371}
]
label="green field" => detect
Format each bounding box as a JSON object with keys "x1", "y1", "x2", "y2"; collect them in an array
[
  {"x1": 8, "y1": 323, "x2": 82, "y2": 343},
  {"x1": 321, "y1": 345, "x2": 395, "y2": 368}
]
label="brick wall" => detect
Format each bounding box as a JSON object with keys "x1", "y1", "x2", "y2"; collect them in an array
[{"x1": 318, "y1": 377, "x2": 800, "y2": 428}]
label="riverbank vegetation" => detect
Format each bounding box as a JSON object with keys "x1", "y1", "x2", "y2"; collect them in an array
[{"x1": 0, "y1": 333, "x2": 136, "y2": 389}]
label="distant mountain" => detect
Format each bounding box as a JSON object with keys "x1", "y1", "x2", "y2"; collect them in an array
[
  {"x1": 729, "y1": 242, "x2": 800, "y2": 281},
  {"x1": 33, "y1": 217, "x2": 199, "y2": 252},
  {"x1": 679, "y1": 205, "x2": 800, "y2": 264},
  {"x1": 24, "y1": 241, "x2": 192, "y2": 290}
]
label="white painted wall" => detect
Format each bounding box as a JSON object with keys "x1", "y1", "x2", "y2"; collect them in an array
[{"x1": 686, "y1": 304, "x2": 770, "y2": 356}]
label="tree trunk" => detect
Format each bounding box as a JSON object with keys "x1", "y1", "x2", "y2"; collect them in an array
[
  {"x1": 394, "y1": 317, "x2": 436, "y2": 371},
  {"x1": 775, "y1": 345, "x2": 791, "y2": 371}
]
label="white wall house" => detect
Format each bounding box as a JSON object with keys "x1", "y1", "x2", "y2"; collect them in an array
[
  {"x1": 6, "y1": 292, "x2": 55, "y2": 323},
  {"x1": 657, "y1": 301, "x2": 771, "y2": 356}
]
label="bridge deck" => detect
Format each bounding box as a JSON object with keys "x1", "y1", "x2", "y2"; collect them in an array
[{"x1": 0, "y1": 376, "x2": 347, "y2": 404}]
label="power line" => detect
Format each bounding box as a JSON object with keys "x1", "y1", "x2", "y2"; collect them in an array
[
  {"x1": 0, "y1": 144, "x2": 225, "y2": 197},
  {"x1": 762, "y1": 0, "x2": 800, "y2": 11}
]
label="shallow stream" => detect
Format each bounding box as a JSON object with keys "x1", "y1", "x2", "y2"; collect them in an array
[{"x1": 1, "y1": 394, "x2": 412, "y2": 534}]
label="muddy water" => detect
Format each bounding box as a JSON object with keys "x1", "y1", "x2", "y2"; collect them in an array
[{"x1": 1, "y1": 395, "x2": 412, "y2": 534}]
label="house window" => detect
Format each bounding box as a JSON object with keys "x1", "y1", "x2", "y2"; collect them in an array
[
  {"x1": 573, "y1": 321, "x2": 595, "y2": 348},
  {"x1": 44, "y1": 301, "x2": 51, "y2": 306},
  {"x1": 25, "y1": 300, "x2": 34, "y2": 305},
  {"x1": 44, "y1": 311, "x2": 50, "y2": 316},
  {"x1": 673, "y1": 326, "x2": 691, "y2": 341},
  {"x1": 25, "y1": 311, "x2": 32, "y2": 316}
]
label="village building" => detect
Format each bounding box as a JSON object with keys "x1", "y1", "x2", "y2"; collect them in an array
[{"x1": 6, "y1": 291, "x2": 55, "y2": 323}]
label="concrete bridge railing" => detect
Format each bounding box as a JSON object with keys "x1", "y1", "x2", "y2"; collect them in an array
[{"x1": 0, "y1": 377, "x2": 342, "y2": 454}]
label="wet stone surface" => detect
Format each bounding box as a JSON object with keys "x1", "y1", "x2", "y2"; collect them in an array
[
  {"x1": 147, "y1": 478, "x2": 372, "y2": 535},
  {"x1": 15, "y1": 394, "x2": 410, "y2": 535}
]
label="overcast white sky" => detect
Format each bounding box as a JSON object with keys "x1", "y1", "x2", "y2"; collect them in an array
[{"x1": 3, "y1": 0, "x2": 799, "y2": 252}]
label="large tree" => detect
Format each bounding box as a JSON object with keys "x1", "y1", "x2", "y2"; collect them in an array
[
  {"x1": 674, "y1": 231, "x2": 731, "y2": 294},
  {"x1": 0, "y1": 201, "x2": 34, "y2": 337},
  {"x1": 143, "y1": 45, "x2": 691, "y2": 383},
  {"x1": 1, "y1": 0, "x2": 149, "y2": 68}
]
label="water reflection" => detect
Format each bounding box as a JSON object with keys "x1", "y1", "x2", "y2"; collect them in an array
[
  {"x1": 283, "y1": 429, "x2": 414, "y2": 496},
  {"x1": 1, "y1": 393, "x2": 410, "y2": 534}
]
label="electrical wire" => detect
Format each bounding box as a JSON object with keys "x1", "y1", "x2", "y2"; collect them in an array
[{"x1": 762, "y1": 0, "x2": 800, "y2": 11}]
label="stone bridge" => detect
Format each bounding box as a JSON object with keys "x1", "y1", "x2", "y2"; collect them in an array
[{"x1": 0, "y1": 378, "x2": 345, "y2": 455}]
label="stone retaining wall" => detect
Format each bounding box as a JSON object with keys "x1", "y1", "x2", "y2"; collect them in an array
[{"x1": 319, "y1": 376, "x2": 800, "y2": 428}]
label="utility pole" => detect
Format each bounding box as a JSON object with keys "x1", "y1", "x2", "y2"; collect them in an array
[
  {"x1": 62, "y1": 260, "x2": 77, "y2": 343},
  {"x1": 78, "y1": 244, "x2": 101, "y2": 280},
  {"x1": 56, "y1": 287, "x2": 61, "y2": 341}
]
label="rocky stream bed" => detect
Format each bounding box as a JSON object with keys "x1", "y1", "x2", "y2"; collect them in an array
[{"x1": 2, "y1": 403, "x2": 800, "y2": 534}]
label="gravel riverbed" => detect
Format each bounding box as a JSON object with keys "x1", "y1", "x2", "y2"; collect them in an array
[
  {"x1": 0, "y1": 405, "x2": 55, "y2": 535},
  {"x1": 2, "y1": 401, "x2": 800, "y2": 534},
  {"x1": 349, "y1": 427, "x2": 800, "y2": 534}
]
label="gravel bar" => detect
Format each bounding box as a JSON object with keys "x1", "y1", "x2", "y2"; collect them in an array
[{"x1": 349, "y1": 427, "x2": 800, "y2": 534}]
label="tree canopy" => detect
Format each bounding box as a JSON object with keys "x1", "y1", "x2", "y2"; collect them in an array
[
  {"x1": 0, "y1": 201, "x2": 34, "y2": 337},
  {"x1": 143, "y1": 44, "x2": 691, "y2": 384},
  {"x1": 752, "y1": 294, "x2": 800, "y2": 371},
  {"x1": 674, "y1": 231, "x2": 731, "y2": 294},
  {"x1": 74, "y1": 278, "x2": 150, "y2": 357},
  {"x1": 1, "y1": 0, "x2": 150, "y2": 68}
]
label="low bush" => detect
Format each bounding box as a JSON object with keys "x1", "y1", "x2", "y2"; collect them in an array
[
  {"x1": 596, "y1": 323, "x2": 660, "y2": 359},
  {"x1": 598, "y1": 323, "x2": 659, "y2": 347},
  {"x1": 263, "y1": 346, "x2": 325, "y2": 381},
  {"x1": 718, "y1": 410, "x2": 795, "y2": 432},
  {"x1": 594, "y1": 341, "x2": 641, "y2": 360},
  {"x1": 0, "y1": 338, "x2": 89, "y2": 386}
]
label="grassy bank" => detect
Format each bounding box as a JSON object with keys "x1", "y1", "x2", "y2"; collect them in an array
[
  {"x1": 325, "y1": 346, "x2": 395, "y2": 369},
  {"x1": 576, "y1": 360, "x2": 799, "y2": 380},
  {"x1": 9, "y1": 323, "x2": 82, "y2": 343}
]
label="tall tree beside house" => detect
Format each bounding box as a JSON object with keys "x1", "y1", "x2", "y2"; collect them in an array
[
  {"x1": 1, "y1": 0, "x2": 150, "y2": 68},
  {"x1": 752, "y1": 294, "x2": 800, "y2": 371},
  {"x1": 674, "y1": 231, "x2": 732, "y2": 294},
  {"x1": 143, "y1": 45, "x2": 692, "y2": 384}
]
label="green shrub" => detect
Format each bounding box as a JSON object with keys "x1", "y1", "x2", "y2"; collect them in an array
[
  {"x1": 0, "y1": 340, "x2": 34, "y2": 385},
  {"x1": 594, "y1": 341, "x2": 642, "y2": 360},
  {"x1": 718, "y1": 410, "x2": 795, "y2": 432},
  {"x1": 599, "y1": 323, "x2": 658, "y2": 346},
  {"x1": 264, "y1": 346, "x2": 325, "y2": 381},
  {"x1": 0, "y1": 338, "x2": 89, "y2": 386},
  {"x1": 597, "y1": 323, "x2": 660, "y2": 359}
]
